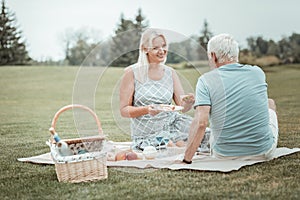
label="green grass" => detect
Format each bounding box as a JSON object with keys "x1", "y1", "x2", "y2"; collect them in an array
[{"x1": 0, "y1": 65, "x2": 299, "y2": 199}]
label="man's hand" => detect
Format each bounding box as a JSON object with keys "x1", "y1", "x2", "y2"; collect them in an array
[{"x1": 173, "y1": 159, "x2": 192, "y2": 165}]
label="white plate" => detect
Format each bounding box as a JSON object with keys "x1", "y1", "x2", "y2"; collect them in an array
[{"x1": 153, "y1": 104, "x2": 183, "y2": 112}]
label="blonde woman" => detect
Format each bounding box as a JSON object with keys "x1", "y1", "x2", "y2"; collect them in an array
[{"x1": 119, "y1": 28, "x2": 196, "y2": 150}]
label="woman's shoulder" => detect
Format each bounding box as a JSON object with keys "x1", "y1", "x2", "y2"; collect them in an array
[
  {"x1": 161, "y1": 64, "x2": 173, "y2": 70},
  {"x1": 124, "y1": 63, "x2": 137, "y2": 72},
  {"x1": 161, "y1": 64, "x2": 175, "y2": 74},
  {"x1": 125, "y1": 63, "x2": 142, "y2": 76},
  {"x1": 122, "y1": 64, "x2": 137, "y2": 81}
]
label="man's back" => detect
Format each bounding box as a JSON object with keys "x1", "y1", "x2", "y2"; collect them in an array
[{"x1": 196, "y1": 63, "x2": 274, "y2": 156}]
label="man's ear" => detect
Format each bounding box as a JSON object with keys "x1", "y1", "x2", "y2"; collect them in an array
[{"x1": 211, "y1": 52, "x2": 218, "y2": 63}]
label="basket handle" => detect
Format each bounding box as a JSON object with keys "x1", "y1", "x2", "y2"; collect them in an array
[{"x1": 49, "y1": 104, "x2": 103, "y2": 136}]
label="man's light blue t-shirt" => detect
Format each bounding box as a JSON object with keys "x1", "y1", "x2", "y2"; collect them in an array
[{"x1": 195, "y1": 63, "x2": 273, "y2": 156}]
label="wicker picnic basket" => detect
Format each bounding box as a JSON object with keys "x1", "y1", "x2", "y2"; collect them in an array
[{"x1": 48, "y1": 104, "x2": 107, "y2": 183}]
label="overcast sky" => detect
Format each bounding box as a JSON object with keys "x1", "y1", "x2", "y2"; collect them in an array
[{"x1": 6, "y1": 0, "x2": 300, "y2": 61}]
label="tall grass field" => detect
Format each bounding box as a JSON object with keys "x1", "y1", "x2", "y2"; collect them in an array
[{"x1": 0, "y1": 65, "x2": 299, "y2": 199}]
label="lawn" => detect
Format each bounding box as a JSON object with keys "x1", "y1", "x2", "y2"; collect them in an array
[{"x1": 0, "y1": 65, "x2": 299, "y2": 199}]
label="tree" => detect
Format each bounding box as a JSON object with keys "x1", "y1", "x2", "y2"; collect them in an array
[
  {"x1": 256, "y1": 36, "x2": 268, "y2": 55},
  {"x1": 246, "y1": 36, "x2": 269, "y2": 57},
  {"x1": 60, "y1": 27, "x2": 102, "y2": 66},
  {"x1": 68, "y1": 39, "x2": 96, "y2": 66},
  {"x1": 59, "y1": 28, "x2": 74, "y2": 65},
  {"x1": 198, "y1": 19, "x2": 213, "y2": 51},
  {"x1": 266, "y1": 40, "x2": 280, "y2": 56},
  {"x1": 167, "y1": 42, "x2": 185, "y2": 64},
  {"x1": 110, "y1": 9, "x2": 148, "y2": 67},
  {"x1": 288, "y1": 33, "x2": 300, "y2": 63},
  {"x1": 134, "y1": 8, "x2": 148, "y2": 38},
  {"x1": 246, "y1": 37, "x2": 256, "y2": 53},
  {"x1": 0, "y1": 0, "x2": 30, "y2": 65},
  {"x1": 244, "y1": 33, "x2": 300, "y2": 64},
  {"x1": 168, "y1": 37, "x2": 200, "y2": 64}
]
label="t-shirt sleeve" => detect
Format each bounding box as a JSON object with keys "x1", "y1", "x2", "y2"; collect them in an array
[{"x1": 194, "y1": 77, "x2": 211, "y2": 108}]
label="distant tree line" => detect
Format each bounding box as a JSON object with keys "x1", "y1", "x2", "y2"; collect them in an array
[
  {"x1": 243, "y1": 34, "x2": 300, "y2": 64},
  {"x1": 0, "y1": 0, "x2": 299, "y2": 67},
  {"x1": 62, "y1": 13, "x2": 211, "y2": 67}
]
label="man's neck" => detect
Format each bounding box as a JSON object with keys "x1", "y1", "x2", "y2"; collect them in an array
[{"x1": 216, "y1": 61, "x2": 236, "y2": 68}]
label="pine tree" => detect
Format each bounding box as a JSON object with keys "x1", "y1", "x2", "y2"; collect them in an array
[
  {"x1": 134, "y1": 8, "x2": 148, "y2": 39},
  {"x1": 198, "y1": 19, "x2": 213, "y2": 51},
  {"x1": 110, "y1": 9, "x2": 148, "y2": 67},
  {"x1": 0, "y1": 0, "x2": 30, "y2": 65}
]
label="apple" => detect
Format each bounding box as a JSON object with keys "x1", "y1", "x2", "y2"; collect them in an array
[
  {"x1": 167, "y1": 140, "x2": 175, "y2": 147},
  {"x1": 115, "y1": 151, "x2": 126, "y2": 161},
  {"x1": 176, "y1": 140, "x2": 186, "y2": 147},
  {"x1": 126, "y1": 152, "x2": 138, "y2": 160}
]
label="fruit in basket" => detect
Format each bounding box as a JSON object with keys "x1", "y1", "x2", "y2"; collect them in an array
[
  {"x1": 115, "y1": 151, "x2": 126, "y2": 161},
  {"x1": 126, "y1": 152, "x2": 138, "y2": 160}
]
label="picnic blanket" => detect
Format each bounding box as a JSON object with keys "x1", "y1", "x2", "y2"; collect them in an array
[{"x1": 17, "y1": 141, "x2": 300, "y2": 172}]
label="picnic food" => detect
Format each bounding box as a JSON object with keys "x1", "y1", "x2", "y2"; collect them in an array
[
  {"x1": 49, "y1": 127, "x2": 73, "y2": 156},
  {"x1": 143, "y1": 146, "x2": 157, "y2": 159},
  {"x1": 115, "y1": 151, "x2": 127, "y2": 161},
  {"x1": 176, "y1": 140, "x2": 186, "y2": 147},
  {"x1": 114, "y1": 151, "x2": 138, "y2": 161},
  {"x1": 107, "y1": 152, "x2": 115, "y2": 161},
  {"x1": 56, "y1": 141, "x2": 73, "y2": 156},
  {"x1": 126, "y1": 152, "x2": 138, "y2": 160},
  {"x1": 167, "y1": 140, "x2": 176, "y2": 147},
  {"x1": 154, "y1": 104, "x2": 176, "y2": 111},
  {"x1": 161, "y1": 104, "x2": 175, "y2": 111}
]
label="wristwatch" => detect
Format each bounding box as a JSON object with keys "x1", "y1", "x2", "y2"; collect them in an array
[{"x1": 182, "y1": 158, "x2": 192, "y2": 164}]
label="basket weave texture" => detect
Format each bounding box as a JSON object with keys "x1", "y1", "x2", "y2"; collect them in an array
[{"x1": 49, "y1": 104, "x2": 107, "y2": 183}]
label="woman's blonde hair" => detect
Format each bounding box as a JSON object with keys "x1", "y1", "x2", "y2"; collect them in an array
[{"x1": 133, "y1": 28, "x2": 168, "y2": 83}]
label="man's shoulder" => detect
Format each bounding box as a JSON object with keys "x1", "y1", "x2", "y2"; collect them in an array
[
  {"x1": 243, "y1": 64, "x2": 266, "y2": 79},
  {"x1": 242, "y1": 64, "x2": 264, "y2": 72},
  {"x1": 198, "y1": 69, "x2": 219, "y2": 81}
]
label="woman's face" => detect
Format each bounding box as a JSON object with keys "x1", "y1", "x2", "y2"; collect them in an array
[{"x1": 146, "y1": 36, "x2": 167, "y2": 64}]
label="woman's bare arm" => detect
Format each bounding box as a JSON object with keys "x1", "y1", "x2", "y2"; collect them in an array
[
  {"x1": 172, "y1": 69, "x2": 194, "y2": 113},
  {"x1": 119, "y1": 67, "x2": 149, "y2": 118}
]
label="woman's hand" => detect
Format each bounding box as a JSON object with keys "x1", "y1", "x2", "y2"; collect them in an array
[
  {"x1": 180, "y1": 93, "x2": 195, "y2": 112},
  {"x1": 148, "y1": 105, "x2": 161, "y2": 116},
  {"x1": 181, "y1": 93, "x2": 195, "y2": 105}
]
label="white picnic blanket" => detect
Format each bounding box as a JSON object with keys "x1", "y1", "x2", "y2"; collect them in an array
[{"x1": 17, "y1": 141, "x2": 300, "y2": 172}]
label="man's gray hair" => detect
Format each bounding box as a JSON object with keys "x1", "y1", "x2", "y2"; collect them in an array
[{"x1": 207, "y1": 33, "x2": 239, "y2": 63}]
